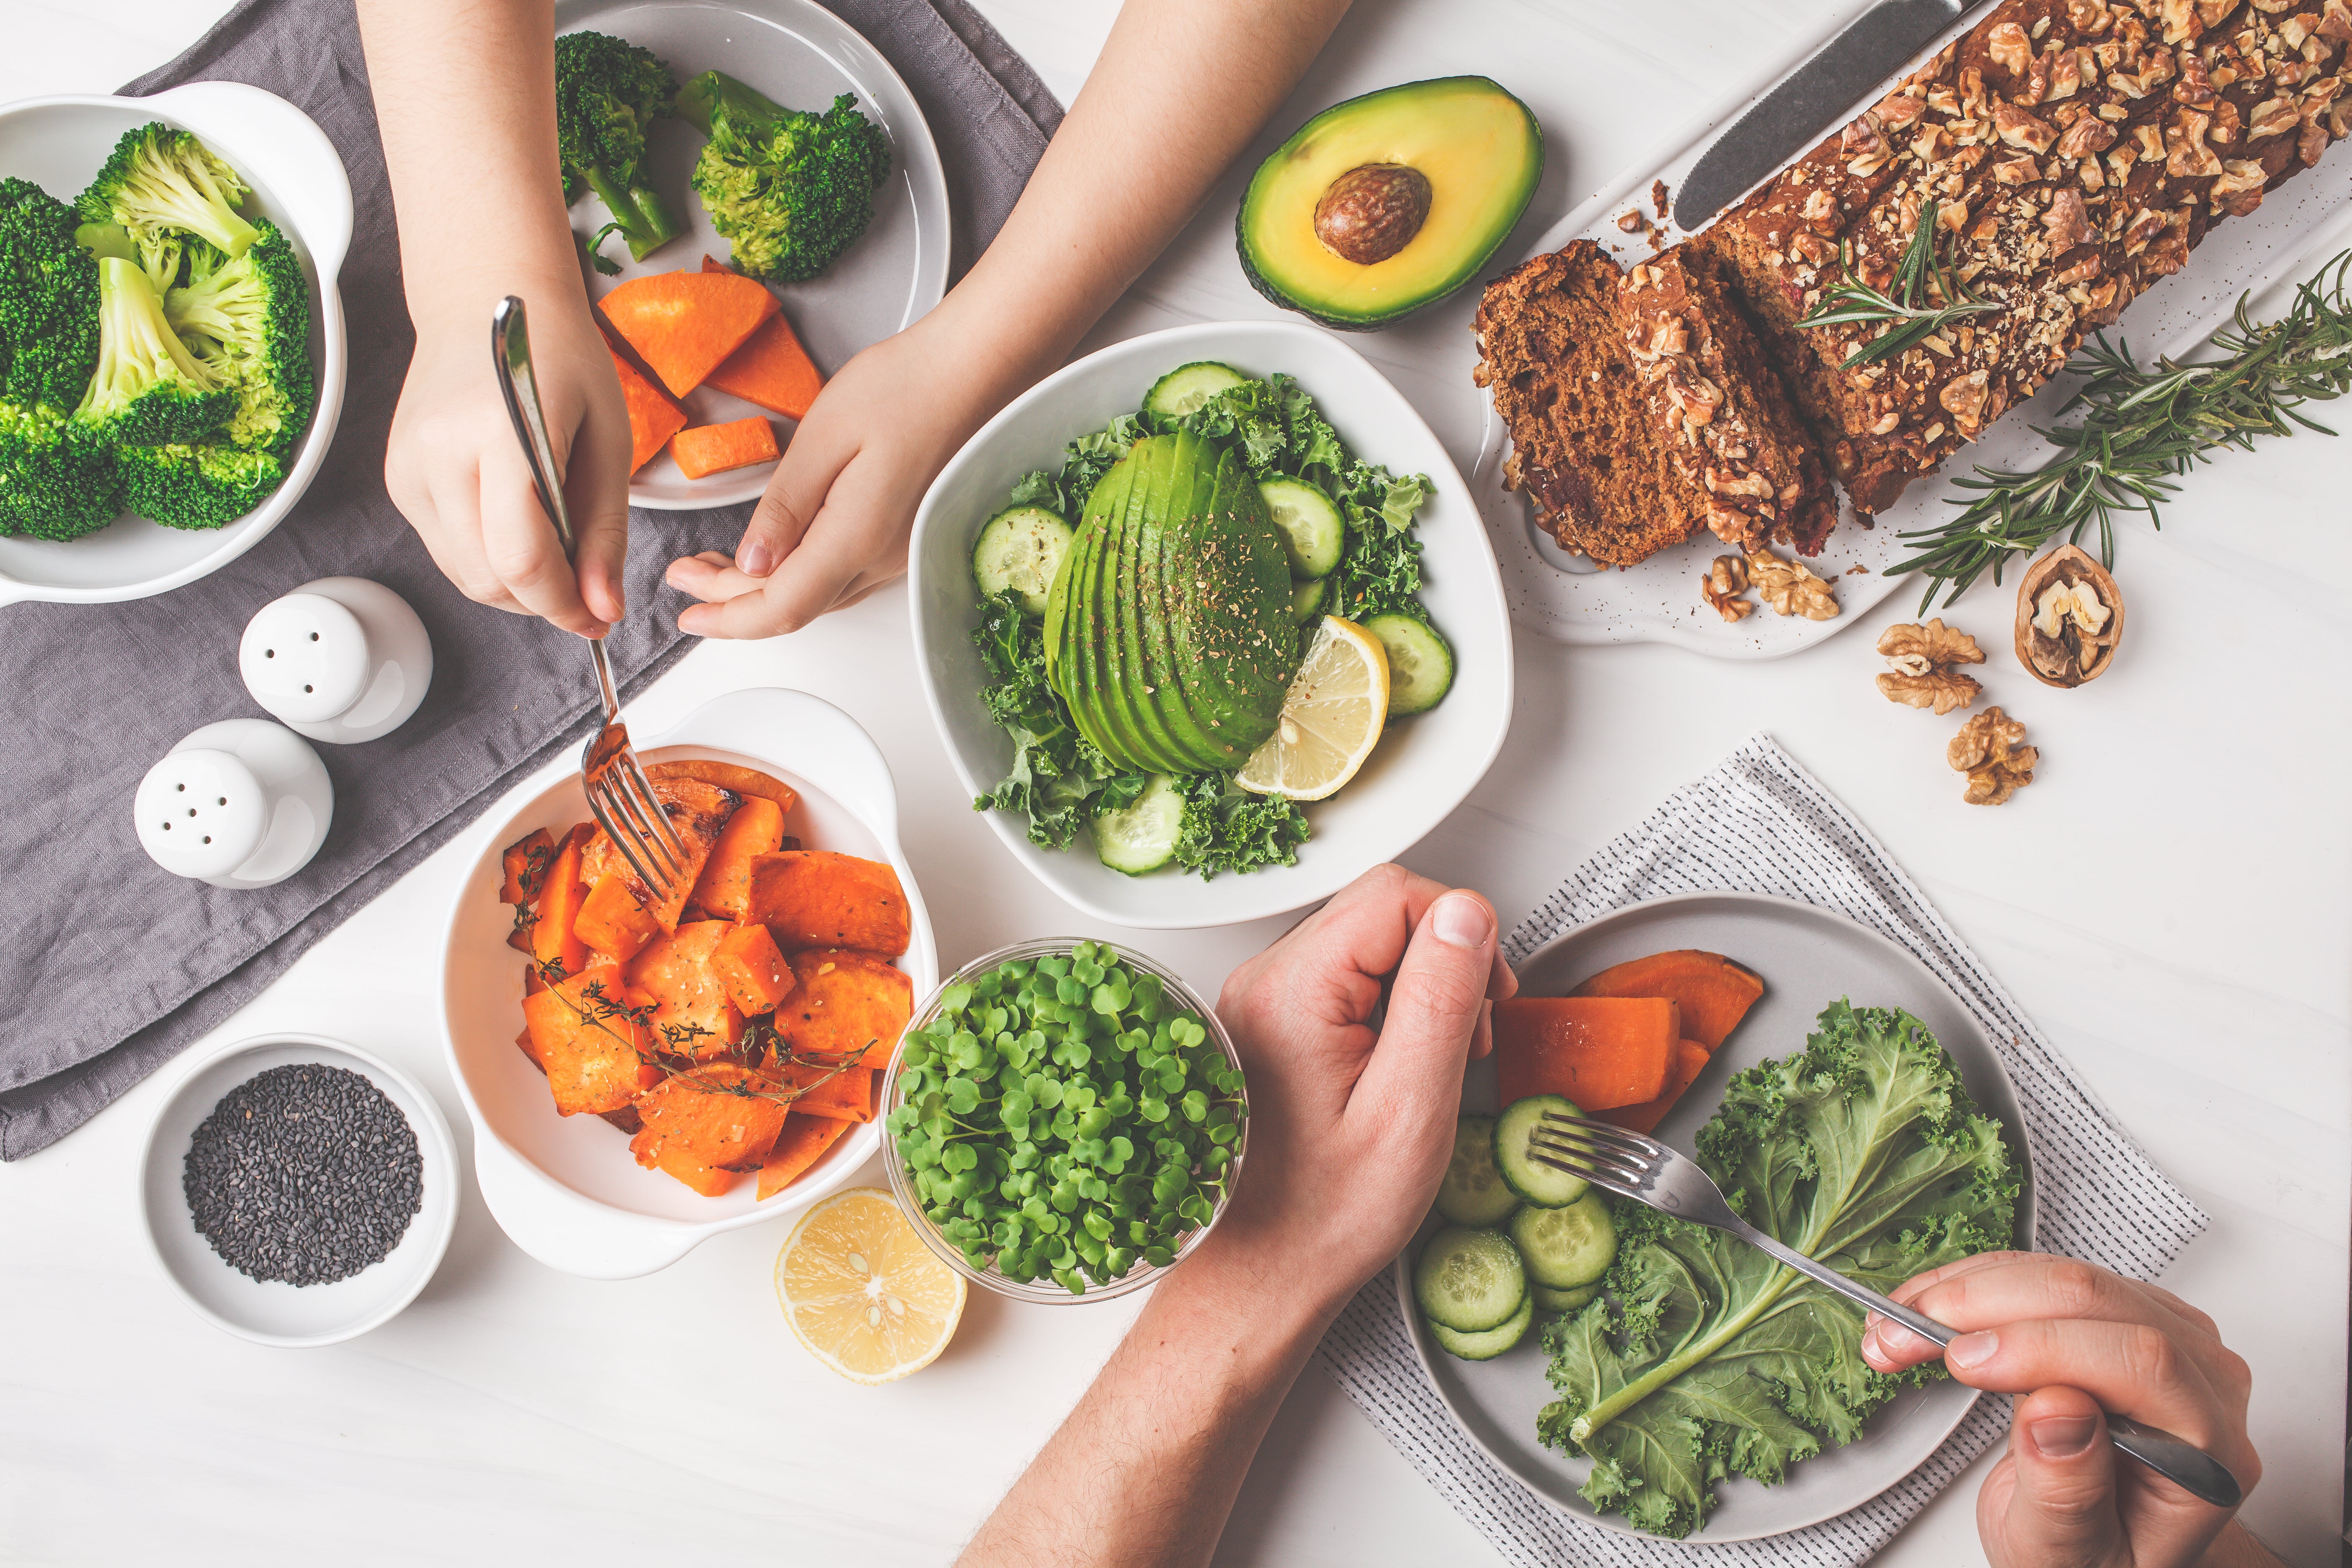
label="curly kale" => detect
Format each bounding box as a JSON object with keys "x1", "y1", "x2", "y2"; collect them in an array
[
  {"x1": 681, "y1": 73, "x2": 890, "y2": 283},
  {"x1": 164, "y1": 220, "x2": 313, "y2": 458},
  {"x1": 554, "y1": 30, "x2": 683, "y2": 273},
  {"x1": 970, "y1": 591, "x2": 1148, "y2": 849},
  {"x1": 1173, "y1": 773, "x2": 1308, "y2": 878}
]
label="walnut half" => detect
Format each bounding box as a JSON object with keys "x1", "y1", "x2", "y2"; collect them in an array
[
  {"x1": 1701, "y1": 555, "x2": 1754, "y2": 621},
  {"x1": 1949, "y1": 706, "x2": 2039, "y2": 804},
  {"x1": 1745, "y1": 548, "x2": 1840, "y2": 620},
  {"x1": 1876, "y1": 618, "x2": 1985, "y2": 714},
  {"x1": 2015, "y1": 545, "x2": 2125, "y2": 686}
]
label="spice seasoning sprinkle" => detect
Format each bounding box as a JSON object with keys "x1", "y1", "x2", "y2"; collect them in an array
[{"x1": 182, "y1": 1064, "x2": 423, "y2": 1287}]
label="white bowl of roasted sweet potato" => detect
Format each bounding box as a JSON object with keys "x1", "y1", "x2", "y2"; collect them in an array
[{"x1": 437, "y1": 688, "x2": 937, "y2": 1279}]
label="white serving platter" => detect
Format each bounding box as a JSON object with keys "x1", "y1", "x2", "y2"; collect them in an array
[
  {"x1": 1476, "y1": 7, "x2": 2352, "y2": 656},
  {"x1": 0, "y1": 82, "x2": 352, "y2": 607},
  {"x1": 555, "y1": 0, "x2": 951, "y2": 509},
  {"x1": 1403, "y1": 890, "x2": 2039, "y2": 1541}
]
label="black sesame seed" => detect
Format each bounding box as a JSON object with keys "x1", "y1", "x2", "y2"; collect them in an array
[{"x1": 182, "y1": 1064, "x2": 422, "y2": 1287}]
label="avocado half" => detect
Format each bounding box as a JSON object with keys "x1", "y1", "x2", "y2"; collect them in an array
[
  {"x1": 1237, "y1": 76, "x2": 1542, "y2": 332},
  {"x1": 1044, "y1": 433, "x2": 1298, "y2": 774}
]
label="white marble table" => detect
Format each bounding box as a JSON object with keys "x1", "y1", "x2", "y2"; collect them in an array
[{"x1": 6, "y1": 3, "x2": 2345, "y2": 1564}]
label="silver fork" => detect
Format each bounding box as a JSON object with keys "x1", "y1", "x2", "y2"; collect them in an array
[
  {"x1": 1529, "y1": 1110, "x2": 2243, "y2": 1509},
  {"x1": 489, "y1": 295, "x2": 689, "y2": 904}
]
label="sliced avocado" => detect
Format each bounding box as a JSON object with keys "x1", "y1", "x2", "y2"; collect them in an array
[
  {"x1": 1070, "y1": 462, "x2": 1159, "y2": 774},
  {"x1": 1046, "y1": 475, "x2": 1110, "y2": 750},
  {"x1": 1096, "y1": 454, "x2": 1192, "y2": 774},
  {"x1": 1158, "y1": 435, "x2": 1298, "y2": 762},
  {"x1": 1237, "y1": 76, "x2": 1542, "y2": 331},
  {"x1": 1132, "y1": 436, "x2": 1247, "y2": 771}
]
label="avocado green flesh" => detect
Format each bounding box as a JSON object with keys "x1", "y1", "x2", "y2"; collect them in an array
[
  {"x1": 1075, "y1": 472, "x2": 1153, "y2": 774},
  {"x1": 1159, "y1": 435, "x2": 1297, "y2": 764},
  {"x1": 1237, "y1": 75, "x2": 1542, "y2": 331},
  {"x1": 1098, "y1": 462, "x2": 1192, "y2": 774},
  {"x1": 1130, "y1": 437, "x2": 1249, "y2": 770}
]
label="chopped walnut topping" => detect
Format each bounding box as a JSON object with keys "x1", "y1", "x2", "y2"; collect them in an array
[
  {"x1": 2057, "y1": 114, "x2": 2120, "y2": 156},
  {"x1": 1994, "y1": 152, "x2": 2043, "y2": 183},
  {"x1": 2043, "y1": 186, "x2": 2094, "y2": 249},
  {"x1": 1994, "y1": 98, "x2": 2061, "y2": 150},
  {"x1": 1990, "y1": 21, "x2": 2034, "y2": 74},
  {"x1": 1876, "y1": 619, "x2": 1986, "y2": 714},
  {"x1": 1948, "y1": 707, "x2": 2039, "y2": 804},
  {"x1": 1745, "y1": 548, "x2": 1840, "y2": 619},
  {"x1": 2166, "y1": 105, "x2": 2224, "y2": 172},
  {"x1": 1939, "y1": 369, "x2": 1993, "y2": 430},
  {"x1": 1701, "y1": 555, "x2": 1754, "y2": 622},
  {"x1": 1617, "y1": 209, "x2": 1650, "y2": 233}
]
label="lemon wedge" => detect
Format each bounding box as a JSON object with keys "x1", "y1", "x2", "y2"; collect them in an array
[
  {"x1": 774, "y1": 1188, "x2": 966, "y2": 1384},
  {"x1": 1235, "y1": 615, "x2": 1390, "y2": 800}
]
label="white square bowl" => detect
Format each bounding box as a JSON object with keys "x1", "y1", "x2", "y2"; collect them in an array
[{"x1": 907, "y1": 320, "x2": 1513, "y2": 929}]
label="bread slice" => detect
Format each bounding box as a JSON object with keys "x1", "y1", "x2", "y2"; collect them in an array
[
  {"x1": 1619, "y1": 249, "x2": 1839, "y2": 554},
  {"x1": 1473, "y1": 242, "x2": 1698, "y2": 566}
]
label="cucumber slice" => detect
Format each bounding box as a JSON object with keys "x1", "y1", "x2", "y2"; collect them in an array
[
  {"x1": 1364, "y1": 612, "x2": 1454, "y2": 716},
  {"x1": 1495, "y1": 1094, "x2": 1589, "y2": 1208},
  {"x1": 973, "y1": 505, "x2": 1074, "y2": 615},
  {"x1": 1143, "y1": 361, "x2": 1253, "y2": 431},
  {"x1": 1532, "y1": 1282, "x2": 1600, "y2": 1314},
  {"x1": 1256, "y1": 477, "x2": 1344, "y2": 579},
  {"x1": 1091, "y1": 773, "x2": 1185, "y2": 875},
  {"x1": 1413, "y1": 1225, "x2": 1525, "y2": 1333},
  {"x1": 1511, "y1": 1192, "x2": 1617, "y2": 1290},
  {"x1": 1434, "y1": 1115, "x2": 1519, "y2": 1227},
  {"x1": 1430, "y1": 1293, "x2": 1533, "y2": 1360},
  {"x1": 1289, "y1": 576, "x2": 1328, "y2": 624}
]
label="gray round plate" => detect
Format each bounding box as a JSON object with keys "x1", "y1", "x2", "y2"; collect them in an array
[
  {"x1": 1399, "y1": 890, "x2": 2037, "y2": 1542},
  {"x1": 554, "y1": 0, "x2": 951, "y2": 509}
]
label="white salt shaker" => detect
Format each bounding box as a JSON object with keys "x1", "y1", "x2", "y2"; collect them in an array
[
  {"x1": 134, "y1": 720, "x2": 334, "y2": 890},
  {"x1": 238, "y1": 577, "x2": 433, "y2": 744}
]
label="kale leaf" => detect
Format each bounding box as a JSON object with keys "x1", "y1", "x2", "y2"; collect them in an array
[
  {"x1": 970, "y1": 591, "x2": 1148, "y2": 849},
  {"x1": 1172, "y1": 772, "x2": 1309, "y2": 878},
  {"x1": 1539, "y1": 1001, "x2": 2020, "y2": 1538}
]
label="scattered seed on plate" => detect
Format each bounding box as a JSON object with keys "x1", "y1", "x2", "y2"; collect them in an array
[{"x1": 181, "y1": 1063, "x2": 422, "y2": 1286}]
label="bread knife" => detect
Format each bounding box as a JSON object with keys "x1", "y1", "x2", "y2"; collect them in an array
[{"x1": 1672, "y1": 0, "x2": 1990, "y2": 230}]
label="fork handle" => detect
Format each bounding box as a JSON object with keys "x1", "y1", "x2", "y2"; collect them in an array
[
  {"x1": 1730, "y1": 1218, "x2": 2242, "y2": 1509},
  {"x1": 489, "y1": 296, "x2": 577, "y2": 557}
]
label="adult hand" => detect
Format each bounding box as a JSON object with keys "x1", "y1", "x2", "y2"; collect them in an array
[
  {"x1": 663, "y1": 316, "x2": 1003, "y2": 637},
  {"x1": 1862, "y1": 1252, "x2": 2264, "y2": 1568},
  {"x1": 1198, "y1": 864, "x2": 1519, "y2": 1319},
  {"x1": 382, "y1": 276, "x2": 632, "y2": 638}
]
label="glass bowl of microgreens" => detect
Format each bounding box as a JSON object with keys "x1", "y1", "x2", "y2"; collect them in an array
[{"x1": 880, "y1": 938, "x2": 1248, "y2": 1302}]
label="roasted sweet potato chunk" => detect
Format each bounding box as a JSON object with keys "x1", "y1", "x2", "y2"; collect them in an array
[
  {"x1": 581, "y1": 777, "x2": 739, "y2": 934},
  {"x1": 1593, "y1": 1038, "x2": 1714, "y2": 1135},
  {"x1": 647, "y1": 759, "x2": 797, "y2": 811},
  {"x1": 624, "y1": 921, "x2": 744, "y2": 1058},
  {"x1": 747, "y1": 851, "x2": 910, "y2": 955},
  {"x1": 757, "y1": 1113, "x2": 851, "y2": 1199},
  {"x1": 500, "y1": 828, "x2": 556, "y2": 903},
  {"x1": 574, "y1": 872, "x2": 663, "y2": 963},
  {"x1": 774, "y1": 948, "x2": 912, "y2": 1063},
  {"x1": 710, "y1": 921, "x2": 795, "y2": 1016},
  {"x1": 630, "y1": 1063, "x2": 792, "y2": 1194},
  {"x1": 770, "y1": 1061, "x2": 874, "y2": 1122},
  {"x1": 1569, "y1": 949, "x2": 1764, "y2": 1052},
  {"x1": 689, "y1": 795, "x2": 785, "y2": 921},
  {"x1": 522, "y1": 963, "x2": 659, "y2": 1115},
  {"x1": 529, "y1": 824, "x2": 596, "y2": 980},
  {"x1": 1493, "y1": 996, "x2": 1680, "y2": 1110}
]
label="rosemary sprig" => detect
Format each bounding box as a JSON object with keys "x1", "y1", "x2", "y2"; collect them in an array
[
  {"x1": 1889, "y1": 250, "x2": 2352, "y2": 609},
  {"x1": 1798, "y1": 199, "x2": 1999, "y2": 368}
]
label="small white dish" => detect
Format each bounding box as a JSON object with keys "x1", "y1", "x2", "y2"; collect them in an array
[
  {"x1": 139, "y1": 1033, "x2": 458, "y2": 1349},
  {"x1": 908, "y1": 318, "x2": 1514, "y2": 931},
  {"x1": 554, "y1": 0, "x2": 952, "y2": 509},
  {"x1": 437, "y1": 687, "x2": 937, "y2": 1279},
  {"x1": 0, "y1": 82, "x2": 352, "y2": 606}
]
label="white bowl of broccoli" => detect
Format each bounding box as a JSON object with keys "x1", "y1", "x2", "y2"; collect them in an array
[{"x1": 0, "y1": 80, "x2": 350, "y2": 606}]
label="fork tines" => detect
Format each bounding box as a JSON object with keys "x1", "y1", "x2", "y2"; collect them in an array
[
  {"x1": 583, "y1": 730, "x2": 691, "y2": 900},
  {"x1": 1526, "y1": 1112, "x2": 1659, "y2": 1196}
]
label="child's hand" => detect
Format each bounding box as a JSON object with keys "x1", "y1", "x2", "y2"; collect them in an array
[
  {"x1": 662, "y1": 316, "x2": 998, "y2": 637},
  {"x1": 382, "y1": 279, "x2": 632, "y2": 638}
]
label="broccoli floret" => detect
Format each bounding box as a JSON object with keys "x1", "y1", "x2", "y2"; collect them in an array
[
  {"x1": 680, "y1": 73, "x2": 890, "y2": 284},
  {"x1": 77, "y1": 122, "x2": 256, "y2": 271},
  {"x1": 555, "y1": 31, "x2": 683, "y2": 273},
  {"x1": 74, "y1": 255, "x2": 231, "y2": 446},
  {"x1": 0, "y1": 402, "x2": 120, "y2": 540},
  {"x1": 165, "y1": 220, "x2": 314, "y2": 458},
  {"x1": 0, "y1": 178, "x2": 100, "y2": 412},
  {"x1": 119, "y1": 440, "x2": 281, "y2": 531}
]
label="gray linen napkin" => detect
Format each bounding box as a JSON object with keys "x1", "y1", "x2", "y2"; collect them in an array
[
  {"x1": 1313, "y1": 734, "x2": 2208, "y2": 1565},
  {"x1": 0, "y1": 0, "x2": 1060, "y2": 1158}
]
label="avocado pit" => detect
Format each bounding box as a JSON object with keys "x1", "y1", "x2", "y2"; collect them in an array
[{"x1": 1314, "y1": 163, "x2": 1433, "y2": 265}]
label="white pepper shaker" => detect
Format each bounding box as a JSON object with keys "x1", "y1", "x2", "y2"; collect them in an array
[
  {"x1": 134, "y1": 720, "x2": 334, "y2": 890},
  {"x1": 239, "y1": 576, "x2": 433, "y2": 744}
]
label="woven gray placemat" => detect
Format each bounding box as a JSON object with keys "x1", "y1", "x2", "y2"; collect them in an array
[
  {"x1": 1313, "y1": 733, "x2": 2207, "y2": 1565},
  {"x1": 0, "y1": 0, "x2": 1060, "y2": 1159}
]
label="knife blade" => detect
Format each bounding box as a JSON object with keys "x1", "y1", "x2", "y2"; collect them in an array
[{"x1": 1672, "y1": 0, "x2": 1983, "y2": 230}]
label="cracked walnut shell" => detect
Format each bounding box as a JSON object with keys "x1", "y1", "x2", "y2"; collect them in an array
[
  {"x1": 1875, "y1": 619, "x2": 1984, "y2": 714},
  {"x1": 1744, "y1": 549, "x2": 1839, "y2": 620},
  {"x1": 2016, "y1": 545, "x2": 2124, "y2": 687},
  {"x1": 1948, "y1": 706, "x2": 2038, "y2": 805}
]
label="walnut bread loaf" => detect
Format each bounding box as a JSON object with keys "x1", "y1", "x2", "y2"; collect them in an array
[
  {"x1": 1618, "y1": 250, "x2": 1841, "y2": 554},
  {"x1": 1701, "y1": 0, "x2": 2350, "y2": 514},
  {"x1": 1472, "y1": 241, "x2": 1701, "y2": 566}
]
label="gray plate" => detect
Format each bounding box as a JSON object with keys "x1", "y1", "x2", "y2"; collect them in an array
[
  {"x1": 1398, "y1": 890, "x2": 2038, "y2": 1542},
  {"x1": 554, "y1": 0, "x2": 951, "y2": 509}
]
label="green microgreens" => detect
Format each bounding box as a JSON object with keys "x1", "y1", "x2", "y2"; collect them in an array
[
  {"x1": 884, "y1": 941, "x2": 1247, "y2": 1297},
  {"x1": 1798, "y1": 199, "x2": 1998, "y2": 369}
]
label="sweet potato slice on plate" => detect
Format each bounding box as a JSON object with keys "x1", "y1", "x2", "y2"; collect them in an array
[
  {"x1": 574, "y1": 872, "x2": 663, "y2": 963},
  {"x1": 774, "y1": 948, "x2": 913, "y2": 1064},
  {"x1": 757, "y1": 1112, "x2": 851, "y2": 1199},
  {"x1": 710, "y1": 921, "x2": 795, "y2": 1016},
  {"x1": 624, "y1": 920, "x2": 744, "y2": 1058},
  {"x1": 529, "y1": 824, "x2": 596, "y2": 980},
  {"x1": 522, "y1": 962, "x2": 660, "y2": 1115},
  {"x1": 1493, "y1": 996, "x2": 1679, "y2": 1111},
  {"x1": 747, "y1": 851, "x2": 911, "y2": 956},
  {"x1": 689, "y1": 794, "x2": 785, "y2": 921},
  {"x1": 1569, "y1": 949, "x2": 1764, "y2": 1052},
  {"x1": 580, "y1": 776, "x2": 738, "y2": 934},
  {"x1": 500, "y1": 828, "x2": 555, "y2": 903},
  {"x1": 1593, "y1": 1039, "x2": 1714, "y2": 1135},
  {"x1": 646, "y1": 759, "x2": 797, "y2": 810},
  {"x1": 630, "y1": 1063, "x2": 791, "y2": 1194}
]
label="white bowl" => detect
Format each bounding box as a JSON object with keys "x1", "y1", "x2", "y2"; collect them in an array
[
  {"x1": 0, "y1": 82, "x2": 353, "y2": 606},
  {"x1": 139, "y1": 1033, "x2": 459, "y2": 1349},
  {"x1": 908, "y1": 320, "x2": 1514, "y2": 929},
  {"x1": 437, "y1": 688, "x2": 937, "y2": 1279}
]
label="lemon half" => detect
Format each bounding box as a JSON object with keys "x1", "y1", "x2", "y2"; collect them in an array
[{"x1": 774, "y1": 1188, "x2": 966, "y2": 1384}]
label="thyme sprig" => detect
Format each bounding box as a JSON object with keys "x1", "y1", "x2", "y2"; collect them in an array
[
  {"x1": 538, "y1": 962, "x2": 872, "y2": 1106},
  {"x1": 1798, "y1": 199, "x2": 1999, "y2": 368},
  {"x1": 1889, "y1": 250, "x2": 2352, "y2": 609}
]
